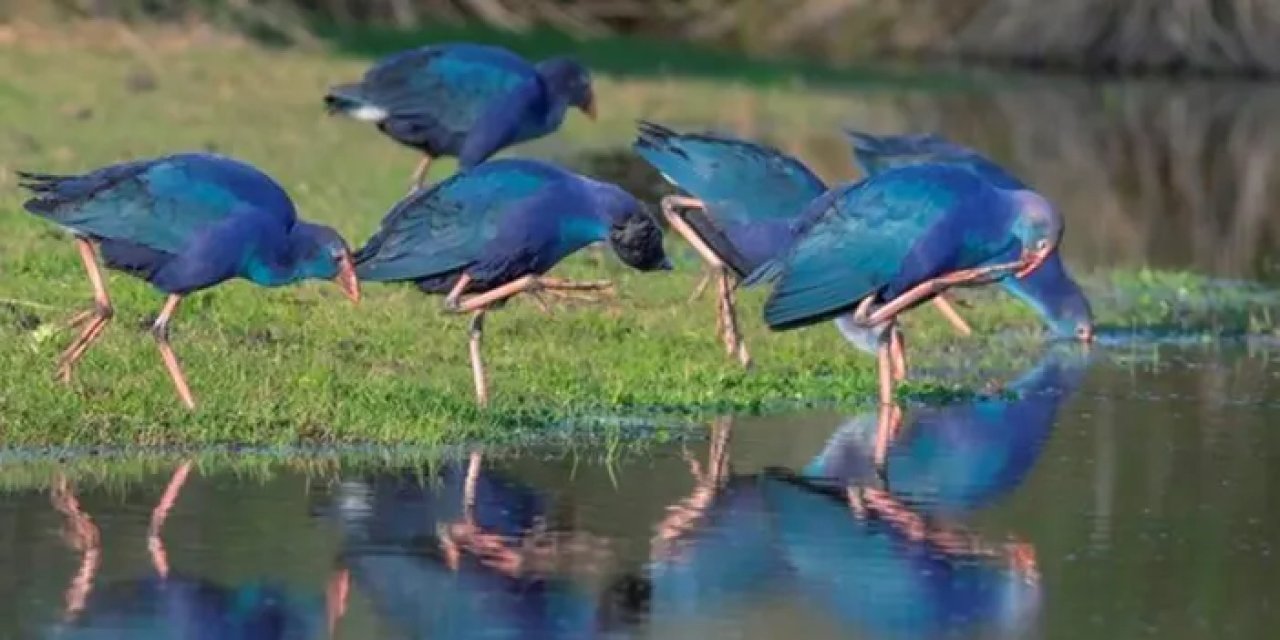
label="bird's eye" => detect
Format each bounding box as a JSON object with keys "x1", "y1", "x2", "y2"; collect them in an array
[{"x1": 1035, "y1": 239, "x2": 1050, "y2": 252}]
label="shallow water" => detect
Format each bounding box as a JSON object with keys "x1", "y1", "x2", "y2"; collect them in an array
[{"x1": 2, "y1": 343, "x2": 1278, "y2": 639}]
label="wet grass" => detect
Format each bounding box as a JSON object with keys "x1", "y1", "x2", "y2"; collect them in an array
[{"x1": 1, "y1": 37, "x2": 1278, "y2": 447}]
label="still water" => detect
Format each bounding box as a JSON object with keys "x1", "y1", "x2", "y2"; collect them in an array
[{"x1": 1, "y1": 343, "x2": 1278, "y2": 639}]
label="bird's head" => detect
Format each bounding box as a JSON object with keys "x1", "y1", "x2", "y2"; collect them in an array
[
  {"x1": 291, "y1": 222, "x2": 361, "y2": 304},
  {"x1": 609, "y1": 201, "x2": 672, "y2": 272},
  {"x1": 1008, "y1": 190, "x2": 1063, "y2": 281},
  {"x1": 537, "y1": 57, "x2": 596, "y2": 120},
  {"x1": 1004, "y1": 251, "x2": 1094, "y2": 343}
]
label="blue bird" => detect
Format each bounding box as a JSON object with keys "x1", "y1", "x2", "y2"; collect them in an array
[
  {"x1": 633, "y1": 122, "x2": 973, "y2": 367},
  {"x1": 745, "y1": 164, "x2": 1062, "y2": 405},
  {"x1": 353, "y1": 158, "x2": 670, "y2": 404},
  {"x1": 762, "y1": 472, "x2": 1042, "y2": 640},
  {"x1": 325, "y1": 456, "x2": 602, "y2": 639},
  {"x1": 47, "y1": 464, "x2": 333, "y2": 640},
  {"x1": 803, "y1": 345, "x2": 1089, "y2": 510},
  {"x1": 846, "y1": 128, "x2": 1095, "y2": 342},
  {"x1": 325, "y1": 43, "x2": 596, "y2": 191},
  {"x1": 19, "y1": 153, "x2": 360, "y2": 410}
]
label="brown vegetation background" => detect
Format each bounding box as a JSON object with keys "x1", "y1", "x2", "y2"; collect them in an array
[{"x1": 9, "y1": 0, "x2": 1280, "y2": 74}]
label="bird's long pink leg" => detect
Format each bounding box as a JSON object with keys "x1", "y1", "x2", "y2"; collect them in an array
[
  {"x1": 930, "y1": 295, "x2": 972, "y2": 337},
  {"x1": 716, "y1": 268, "x2": 750, "y2": 367},
  {"x1": 861, "y1": 258, "x2": 1028, "y2": 328},
  {"x1": 57, "y1": 239, "x2": 114, "y2": 383},
  {"x1": 147, "y1": 461, "x2": 193, "y2": 578},
  {"x1": 408, "y1": 154, "x2": 433, "y2": 193},
  {"x1": 151, "y1": 294, "x2": 196, "y2": 410},
  {"x1": 446, "y1": 274, "x2": 615, "y2": 405},
  {"x1": 876, "y1": 333, "x2": 895, "y2": 406},
  {"x1": 889, "y1": 325, "x2": 907, "y2": 381},
  {"x1": 468, "y1": 310, "x2": 488, "y2": 406},
  {"x1": 52, "y1": 474, "x2": 100, "y2": 621},
  {"x1": 660, "y1": 196, "x2": 723, "y2": 269}
]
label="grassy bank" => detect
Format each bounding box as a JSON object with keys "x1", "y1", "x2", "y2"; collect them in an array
[{"x1": 1, "y1": 36, "x2": 1277, "y2": 447}]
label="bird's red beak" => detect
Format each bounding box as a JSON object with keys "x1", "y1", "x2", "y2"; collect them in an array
[
  {"x1": 335, "y1": 253, "x2": 360, "y2": 304},
  {"x1": 1015, "y1": 245, "x2": 1053, "y2": 279},
  {"x1": 581, "y1": 96, "x2": 597, "y2": 121}
]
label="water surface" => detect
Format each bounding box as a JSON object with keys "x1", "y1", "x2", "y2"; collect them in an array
[{"x1": 2, "y1": 344, "x2": 1278, "y2": 639}]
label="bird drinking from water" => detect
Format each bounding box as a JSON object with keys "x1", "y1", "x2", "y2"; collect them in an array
[
  {"x1": 845, "y1": 128, "x2": 1095, "y2": 343},
  {"x1": 353, "y1": 158, "x2": 670, "y2": 405},
  {"x1": 19, "y1": 153, "x2": 360, "y2": 410},
  {"x1": 325, "y1": 43, "x2": 596, "y2": 191},
  {"x1": 633, "y1": 121, "x2": 977, "y2": 367},
  {"x1": 745, "y1": 164, "x2": 1062, "y2": 405}
]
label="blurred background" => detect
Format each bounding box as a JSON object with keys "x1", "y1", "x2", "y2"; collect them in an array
[{"x1": 2, "y1": 0, "x2": 1280, "y2": 282}]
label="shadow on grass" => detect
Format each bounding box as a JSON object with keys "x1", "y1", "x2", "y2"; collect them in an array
[{"x1": 310, "y1": 22, "x2": 995, "y2": 92}]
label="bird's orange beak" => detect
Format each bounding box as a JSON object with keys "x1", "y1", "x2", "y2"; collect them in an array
[
  {"x1": 581, "y1": 96, "x2": 597, "y2": 121},
  {"x1": 1015, "y1": 245, "x2": 1053, "y2": 279},
  {"x1": 335, "y1": 252, "x2": 360, "y2": 304}
]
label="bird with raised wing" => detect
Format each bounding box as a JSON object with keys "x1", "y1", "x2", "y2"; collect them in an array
[
  {"x1": 354, "y1": 158, "x2": 670, "y2": 405},
  {"x1": 746, "y1": 164, "x2": 1062, "y2": 404},
  {"x1": 325, "y1": 43, "x2": 596, "y2": 191},
  {"x1": 846, "y1": 128, "x2": 1094, "y2": 342},
  {"x1": 632, "y1": 121, "x2": 972, "y2": 367},
  {"x1": 19, "y1": 153, "x2": 360, "y2": 410}
]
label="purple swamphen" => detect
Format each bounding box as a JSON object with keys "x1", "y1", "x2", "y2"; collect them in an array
[
  {"x1": 632, "y1": 122, "x2": 979, "y2": 366},
  {"x1": 845, "y1": 128, "x2": 1094, "y2": 342},
  {"x1": 19, "y1": 153, "x2": 360, "y2": 410},
  {"x1": 744, "y1": 164, "x2": 1062, "y2": 404},
  {"x1": 353, "y1": 158, "x2": 670, "y2": 405},
  {"x1": 325, "y1": 43, "x2": 596, "y2": 191}
]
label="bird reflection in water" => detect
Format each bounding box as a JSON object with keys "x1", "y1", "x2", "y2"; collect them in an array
[
  {"x1": 765, "y1": 345, "x2": 1090, "y2": 637},
  {"x1": 48, "y1": 462, "x2": 335, "y2": 639},
  {"x1": 325, "y1": 452, "x2": 612, "y2": 639}
]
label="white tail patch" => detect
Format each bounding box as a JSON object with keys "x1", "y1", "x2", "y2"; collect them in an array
[
  {"x1": 349, "y1": 105, "x2": 389, "y2": 122},
  {"x1": 834, "y1": 313, "x2": 887, "y2": 356}
]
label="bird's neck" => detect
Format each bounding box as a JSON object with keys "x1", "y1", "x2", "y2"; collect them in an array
[{"x1": 241, "y1": 230, "x2": 325, "y2": 288}]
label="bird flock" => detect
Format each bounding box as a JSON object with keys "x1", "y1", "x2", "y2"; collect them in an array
[{"x1": 18, "y1": 42, "x2": 1093, "y2": 412}]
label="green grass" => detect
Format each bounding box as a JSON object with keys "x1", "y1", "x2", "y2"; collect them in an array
[{"x1": 1, "y1": 36, "x2": 1277, "y2": 447}]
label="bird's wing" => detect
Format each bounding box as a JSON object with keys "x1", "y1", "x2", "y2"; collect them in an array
[
  {"x1": 357, "y1": 44, "x2": 538, "y2": 135},
  {"x1": 760, "y1": 167, "x2": 1011, "y2": 330},
  {"x1": 353, "y1": 159, "x2": 567, "y2": 282},
  {"x1": 845, "y1": 129, "x2": 1026, "y2": 189},
  {"x1": 19, "y1": 153, "x2": 292, "y2": 254},
  {"x1": 634, "y1": 121, "x2": 826, "y2": 226}
]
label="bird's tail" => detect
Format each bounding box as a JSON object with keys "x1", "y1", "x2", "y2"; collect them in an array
[
  {"x1": 17, "y1": 170, "x2": 89, "y2": 217},
  {"x1": 324, "y1": 82, "x2": 388, "y2": 122}
]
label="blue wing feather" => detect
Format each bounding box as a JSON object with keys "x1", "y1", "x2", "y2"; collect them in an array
[
  {"x1": 334, "y1": 44, "x2": 538, "y2": 156},
  {"x1": 19, "y1": 153, "x2": 296, "y2": 255},
  {"x1": 354, "y1": 159, "x2": 592, "y2": 284},
  {"x1": 762, "y1": 166, "x2": 1020, "y2": 330},
  {"x1": 633, "y1": 121, "x2": 826, "y2": 274}
]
